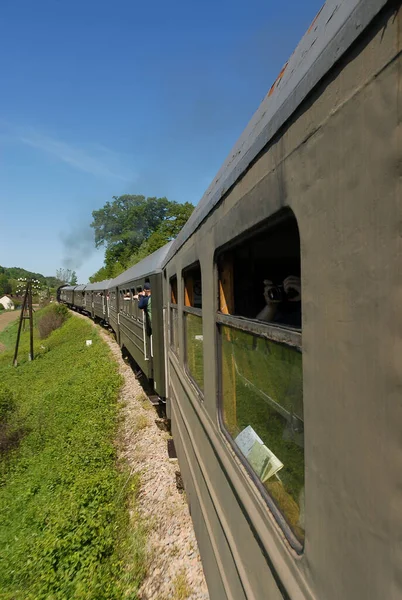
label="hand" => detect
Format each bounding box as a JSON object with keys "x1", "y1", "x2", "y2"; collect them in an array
[
  {"x1": 283, "y1": 276, "x2": 301, "y2": 301},
  {"x1": 262, "y1": 280, "x2": 280, "y2": 305}
]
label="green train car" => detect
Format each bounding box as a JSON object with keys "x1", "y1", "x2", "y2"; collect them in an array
[{"x1": 162, "y1": 0, "x2": 402, "y2": 597}]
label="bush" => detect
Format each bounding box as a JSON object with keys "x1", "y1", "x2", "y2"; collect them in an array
[{"x1": 37, "y1": 303, "x2": 70, "y2": 339}]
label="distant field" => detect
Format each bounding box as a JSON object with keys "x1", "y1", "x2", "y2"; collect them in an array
[{"x1": 0, "y1": 313, "x2": 146, "y2": 599}]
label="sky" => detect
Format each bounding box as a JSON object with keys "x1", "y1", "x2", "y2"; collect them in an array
[{"x1": 0, "y1": 0, "x2": 323, "y2": 283}]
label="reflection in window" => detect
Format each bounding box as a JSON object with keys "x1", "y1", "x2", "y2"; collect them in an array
[
  {"x1": 183, "y1": 263, "x2": 203, "y2": 393},
  {"x1": 185, "y1": 312, "x2": 204, "y2": 391},
  {"x1": 170, "y1": 276, "x2": 178, "y2": 354},
  {"x1": 221, "y1": 325, "x2": 304, "y2": 543},
  {"x1": 170, "y1": 308, "x2": 178, "y2": 353}
]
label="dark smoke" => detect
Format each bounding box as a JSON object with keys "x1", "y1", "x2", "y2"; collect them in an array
[{"x1": 61, "y1": 224, "x2": 96, "y2": 270}]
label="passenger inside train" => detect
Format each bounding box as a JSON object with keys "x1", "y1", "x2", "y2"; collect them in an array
[
  {"x1": 218, "y1": 211, "x2": 302, "y2": 328},
  {"x1": 256, "y1": 276, "x2": 301, "y2": 327}
]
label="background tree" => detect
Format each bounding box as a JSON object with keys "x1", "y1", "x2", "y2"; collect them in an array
[
  {"x1": 56, "y1": 268, "x2": 78, "y2": 285},
  {"x1": 90, "y1": 195, "x2": 194, "y2": 281},
  {"x1": 0, "y1": 266, "x2": 63, "y2": 299},
  {"x1": 0, "y1": 274, "x2": 12, "y2": 296}
]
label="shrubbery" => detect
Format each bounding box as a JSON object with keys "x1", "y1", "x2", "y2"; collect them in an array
[{"x1": 37, "y1": 303, "x2": 70, "y2": 339}]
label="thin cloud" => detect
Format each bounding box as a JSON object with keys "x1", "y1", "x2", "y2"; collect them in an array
[
  {"x1": 20, "y1": 132, "x2": 130, "y2": 181},
  {"x1": 1, "y1": 122, "x2": 134, "y2": 181}
]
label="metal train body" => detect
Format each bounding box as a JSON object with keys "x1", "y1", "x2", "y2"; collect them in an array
[{"x1": 61, "y1": 1, "x2": 402, "y2": 597}]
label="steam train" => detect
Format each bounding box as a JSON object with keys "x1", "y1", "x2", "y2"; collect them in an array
[{"x1": 61, "y1": 1, "x2": 402, "y2": 597}]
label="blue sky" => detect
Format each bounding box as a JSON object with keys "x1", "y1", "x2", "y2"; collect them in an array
[{"x1": 0, "y1": 0, "x2": 322, "y2": 282}]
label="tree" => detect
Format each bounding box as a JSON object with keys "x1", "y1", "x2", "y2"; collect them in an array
[
  {"x1": 90, "y1": 195, "x2": 194, "y2": 279},
  {"x1": 89, "y1": 266, "x2": 109, "y2": 283},
  {"x1": 0, "y1": 274, "x2": 11, "y2": 296},
  {"x1": 56, "y1": 268, "x2": 78, "y2": 285}
]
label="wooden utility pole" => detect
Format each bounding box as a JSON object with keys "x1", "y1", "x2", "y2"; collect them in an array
[{"x1": 13, "y1": 280, "x2": 34, "y2": 366}]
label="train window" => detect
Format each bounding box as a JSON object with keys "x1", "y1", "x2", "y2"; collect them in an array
[
  {"x1": 170, "y1": 276, "x2": 178, "y2": 355},
  {"x1": 183, "y1": 263, "x2": 204, "y2": 393},
  {"x1": 124, "y1": 289, "x2": 132, "y2": 313},
  {"x1": 218, "y1": 215, "x2": 301, "y2": 326},
  {"x1": 217, "y1": 211, "x2": 304, "y2": 548},
  {"x1": 130, "y1": 288, "x2": 136, "y2": 317}
]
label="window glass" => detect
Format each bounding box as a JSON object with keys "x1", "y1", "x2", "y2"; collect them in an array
[
  {"x1": 218, "y1": 211, "x2": 304, "y2": 546},
  {"x1": 184, "y1": 265, "x2": 202, "y2": 309},
  {"x1": 170, "y1": 307, "x2": 179, "y2": 352},
  {"x1": 185, "y1": 313, "x2": 204, "y2": 390},
  {"x1": 183, "y1": 263, "x2": 203, "y2": 392},
  {"x1": 170, "y1": 276, "x2": 178, "y2": 354},
  {"x1": 221, "y1": 325, "x2": 304, "y2": 543},
  {"x1": 170, "y1": 276, "x2": 178, "y2": 305},
  {"x1": 218, "y1": 215, "x2": 301, "y2": 327}
]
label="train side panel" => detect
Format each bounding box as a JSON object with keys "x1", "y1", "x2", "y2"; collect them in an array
[{"x1": 165, "y1": 4, "x2": 402, "y2": 599}]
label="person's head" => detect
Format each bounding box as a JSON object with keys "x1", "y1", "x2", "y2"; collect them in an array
[{"x1": 143, "y1": 282, "x2": 151, "y2": 296}]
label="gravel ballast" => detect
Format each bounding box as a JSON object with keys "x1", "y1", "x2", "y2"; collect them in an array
[{"x1": 89, "y1": 317, "x2": 210, "y2": 600}]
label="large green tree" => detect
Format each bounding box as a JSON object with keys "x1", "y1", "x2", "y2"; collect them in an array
[{"x1": 90, "y1": 195, "x2": 194, "y2": 281}]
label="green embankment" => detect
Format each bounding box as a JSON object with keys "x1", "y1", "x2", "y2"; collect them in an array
[{"x1": 0, "y1": 313, "x2": 146, "y2": 599}]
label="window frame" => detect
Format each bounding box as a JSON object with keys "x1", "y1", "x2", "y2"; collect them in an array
[{"x1": 215, "y1": 216, "x2": 304, "y2": 554}]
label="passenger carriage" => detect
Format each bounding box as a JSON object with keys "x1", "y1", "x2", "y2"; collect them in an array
[
  {"x1": 162, "y1": 1, "x2": 402, "y2": 598},
  {"x1": 111, "y1": 242, "x2": 172, "y2": 400}
]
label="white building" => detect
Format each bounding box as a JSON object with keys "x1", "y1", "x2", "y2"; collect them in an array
[{"x1": 0, "y1": 296, "x2": 15, "y2": 310}]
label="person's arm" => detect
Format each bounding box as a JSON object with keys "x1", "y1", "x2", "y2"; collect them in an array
[
  {"x1": 256, "y1": 303, "x2": 277, "y2": 321},
  {"x1": 138, "y1": 295, "x2": 149, "y2": 310}
]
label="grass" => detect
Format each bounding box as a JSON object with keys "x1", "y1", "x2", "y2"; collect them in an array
[
  {"x1": 172, "y1": 569, "x2": 192, "y2": 600},
  {"x1": 0, "y1": 318, "x2": 21, "y2": 351},
  {"x1": 133, "y1": 413, "x2": 150, "y2": 431},
  {"x1": 0, "y1": 312, "x2": 147, "y2": 599}
]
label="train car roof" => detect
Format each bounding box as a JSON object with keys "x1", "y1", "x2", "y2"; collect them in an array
[
  {"x1": 74, "y1": 284, "x2": 86, "y2": 291},
  {"x1": 85, "y1": 280, "x2": 112, "y2": 291},
  {"x1": 111, "y1": 241, "x2": 173, "y2": 288},
  {"x1": 61, "y1": 285, "x2": 76, "y2": 291},
  {"x1": 163, "y1": 0, "x2": 389, "y2": 265}
]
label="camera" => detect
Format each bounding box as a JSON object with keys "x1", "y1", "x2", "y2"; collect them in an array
[{"x1": 267, "y1": 285, "x2": 286, "y2": 302}]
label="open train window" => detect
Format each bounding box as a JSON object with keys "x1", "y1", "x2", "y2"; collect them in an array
[
  {"x1": 183, "y1": 263, "x2": 203, "y2": 394},
  {"x1": 129, "y1": 288, "x2": 136, "y2": 317},
  {"x1": 170, "y1": 276, "x2": 179, "y2": 355},
  {"x1": 217, "y1": 210, "x2": 304, "y2": 550}
]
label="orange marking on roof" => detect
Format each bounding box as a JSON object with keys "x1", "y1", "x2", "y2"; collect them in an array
[
  {"x1": 308, "y1": 5, "x2": 324, "y2": 33},
  {"x1": 268, "y1": 62, "x2": 288, "y2": 97}
]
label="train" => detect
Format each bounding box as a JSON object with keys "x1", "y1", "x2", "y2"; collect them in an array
[{"x1": 60, "y1": 0, "x2": 402, "y2": 597}]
